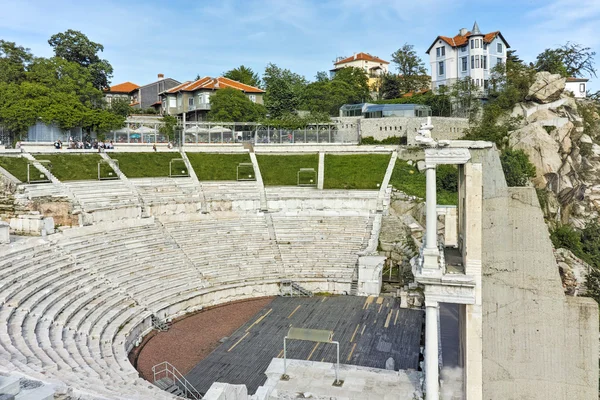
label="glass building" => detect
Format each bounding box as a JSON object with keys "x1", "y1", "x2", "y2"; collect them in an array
[{"x1": 340, "y1": 103, "x2": 432, "y2": 118}]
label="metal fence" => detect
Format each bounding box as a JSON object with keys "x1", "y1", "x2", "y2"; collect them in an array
[{"x1": 180, "y1": 122, "x2": 357, "y2": 144}]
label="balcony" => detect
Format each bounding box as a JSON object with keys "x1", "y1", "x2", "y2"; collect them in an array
[{"x1": 188, "y1": 103, "x2": 211, "y2": 111}]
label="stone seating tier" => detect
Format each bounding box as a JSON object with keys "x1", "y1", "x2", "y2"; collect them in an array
[{"x1": 0, "y1": 213, "x2": 377, "y2": 399}]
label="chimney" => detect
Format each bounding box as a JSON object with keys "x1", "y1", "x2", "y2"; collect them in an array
[
  {"x1": 459, "y1": 28, "x2": 468, "y2": 36},
  {"x1": 158, "y1": 73, "x2": 164, "y2": 80},
  {"x1": 353, "y1": 53, "x2": 357, "y2": 60}
]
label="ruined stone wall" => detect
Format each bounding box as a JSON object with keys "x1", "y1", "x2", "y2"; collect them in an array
[
  {"x1": 474, "y1": 147, "x2": 599, "y2": 399},
  {"x1": 336, "y1": 116, "x2": 468, "y2": 144}
]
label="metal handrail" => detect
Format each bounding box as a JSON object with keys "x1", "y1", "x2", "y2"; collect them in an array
[{"x1": 152, "y1": 361, "x2": 202, "y2": 399}]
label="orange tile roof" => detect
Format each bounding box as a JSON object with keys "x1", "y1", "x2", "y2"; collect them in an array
[
  {"x1": 105, "y1": 82, "x2": 139, "y2": 93},
  {"x1": 167, "y1": 77, "x2": 265, "y2": 94},
  {"x1": 566, "y1": 77, "x2": 588, "y2": 82},
  {"x1": 335, "y1": 52, "x2": 389, "y2": 65},
  {"x1": 427, "y1": 31, "x2": 508, "y2": 53},
  {"x1": 129, "y1": 101, "x2": 140, "y2": 106},
  {"x1": 165, "y1": 81, "x2": 192, "y2": 94}
]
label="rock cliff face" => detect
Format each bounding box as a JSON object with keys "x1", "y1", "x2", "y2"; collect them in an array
[{"x1": 509, "y1": 72, "x2": 599, "y2": 229}]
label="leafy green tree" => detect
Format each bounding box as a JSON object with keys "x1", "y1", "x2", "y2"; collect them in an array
[
  {"x1": 535, "y1": 42, "x2": 596, "y2": 78},
  {"x1": 208, "y1": 87, "x2": 266, "y2": 122},
  {"x1": 506, "y1": 49, "x2": 524, "y2": 66},
  {"x1": 379, "y1": 73, "x2": 402, "y2": 100},
  {"x1": 500, "y1": 148, "x2": 536, "y2": 187},
  {"x1": 390, "y1": 43, "x2": 430, "y2": 94},
  {"x1": 48, "y1": 29, "x2": 113, "y2": 89},
  {"x1": 332, "y1": 67, "x2": 369, "y2": 101},
  {"x1": 109, "y1": 98, "x2": 133, "y2": 117},
  {"x1": 449, "y1": 78, "x2": 480, "y2": 120},
  {"x1": 535, "y1": 49, "x2": 569, "y2": 76},
  {"x1": 0, "y1": 40, "x2": 33, "y2": 84},
  {"x1": 158, "y1": 115, "x2": 178, "y2": 142},
  {"x1": 223, "y1": 65, "x2": 261, "y2": 88},
  {"x1": 315, "y1": 71, "x2": 329, "y2": 82},
  {"x1": 263, "y1": 63, "x2": 307, "y2": 118}
]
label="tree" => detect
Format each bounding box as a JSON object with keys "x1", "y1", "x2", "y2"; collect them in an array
[
  {"x1": 315, "y1": 71, "x2": 329, "y2": 82},
  {"x1": 332, "y1": 67, "x2": 369, "y2": 102},
  {"x1": 109, "y1": 98, "x2": 133, "y2": 118},
  {"x1": 263, "y1": 63, "x2": 307, "y2": 118},
  {"x1": 535, "y1": 49, "x2": 568, "y2": 77},
  {"x1": 0, "y1": 40, "x2": 33, "y2": 84},
  {"x1": 506, "y1": 49, "x2": 524, "y2": 66},
  {"x1": 48, "y1": 29, "x2": 113, "y2": 89},
  {"x1": 500, "y1": 148, "x2": 536, "y2": 187},
  {"x1": 223, "y1": 65, "x2": 261, "y2": 88},
  {"x1": 535, "y1": 42, "x2": 596, "y2": 78},
  {"x1": 158, "y1": 115, "x2": 178, "y2": 142},
  {"x1": 390, "y1": 43, "x2": 429, "y2": 94},
  {"x1": 379, "y1": 73, "x2": 402, "y2": 100},
  {"x1": 208, "y1": 87, "x2": 266, "y2": 122}
]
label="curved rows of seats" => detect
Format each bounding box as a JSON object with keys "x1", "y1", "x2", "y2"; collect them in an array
[
  {"x1": 163, "y1": 214, "x2": 282, "y2": 284},
  {"x1": 271, "y1": 214, "x2": 373, "y2": 280},
  {"x1": 0, "y1": 212, "x2": 375, "y2": 399},
  {"x1": 130, "y1": 177, "x2": 200, "y2": 205},
  {"x1": 64, "y1": 180, "x2": 139, "y2": 212}
]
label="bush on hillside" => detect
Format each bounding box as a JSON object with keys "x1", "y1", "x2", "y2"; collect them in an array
[
  {"x1": 436, "y1": 164, "x2": 458, "y2": 192},
  {"x1": 360, "y1": 136, "x2": 407, "y2": 145},
  {"x1": 500, "y1": 148, "x2": 536, "y2": 187}
]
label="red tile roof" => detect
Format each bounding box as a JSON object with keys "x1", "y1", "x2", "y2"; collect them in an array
[
  {"x1": 150, "y1": 101, "x2": 162, "y2": 106},
  {"x1": 335, "y1": 52, "x2": 389, "y2": 65},
  {"x1": 426, "y1": 31, "x2": 509, "y2": 54},
  {"x1": 566, "y1": 77, "x2": 588, "y2": 82},
  {"x1": 129, "y1": 101, "x2": 140, "y2": 106},
  {"x1": 105, "y1": 82, "x2": 139, "y2": 93},
  {"x1": 166, "y1": 77, "x2": 265, "y2": 94}
]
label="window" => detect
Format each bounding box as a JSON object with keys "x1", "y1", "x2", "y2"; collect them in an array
[
  {"x1": 438, "y1": 61, "x2": 445, "y2": 75},
  {"x1": 462, "y1": 46, "x2": 467, "y2": 52},
  {"x1": 249, "y1": 94, "x2": 256, "y2": 103},
  {"x1": 441, "y1": 47, "x2": 445, "y2": 56},
  {"x1": 497, "y1": 57, "x2": 503, "y2": 67},
  {"x1": 483, "y1": 42, "x2": 487, "y2": 50},
  {"x1": 471, "y1": 56, "x2": 475, "y2": 69},
  {"x1": 483, "y1": 55, "x2": 487, "y2": 70},
  {"x1": 188, "y1": 97, "x2": 194, "y2": 106},
  {"x1": 476, "y1": 79, "x2": 480, "y2": 87},
  {"x1": 169, "y1": 97, "x2": 176, "y2": 108},
  {"x1": 497, "y1": 42, "x2": 503, "y2": 53},
  {"x1": 462, "y1": 57, "x2": 468, "y2": 72},
  {"x1": 580, "y1": 83, "x2": 586, "y2": 92},
  {"x1": 484, "y1": 80, "x2": 489, "y2": 89},
  {"x1": 436, "y1": 47, "x2": 445, "y2": 57},
  {"x1": 475, "y1": 39, "x2": 480, "y2": 48},
  {"x1": 475, "y1": 55, "x2": 480, "y2": 69},
  {"x1": 470, "y1": 39, "x2": 474, "y2": 49}
]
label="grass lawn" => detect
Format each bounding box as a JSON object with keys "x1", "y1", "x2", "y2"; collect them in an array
[
  {"x1": 110, "y1": 152, "x2": 185, "y2": 178},
  {"x1": 257, "y1": 154, "x2": 319, "y2": 186},
  {"x1": 0, "y1": 156, "x2": 31, "y2": 182},
  {"x1": 389, "y1": 159, "x2": 458, "y2": 205},
  {"x1": 186, "y1": 152, "x2": 252, "y2": 181},
  {"x1": 324, "y1": 154, "x2": 390, "y2": 190},
  {"x1": 39, "y1": 154, "x2": 114, "y2": 181}
]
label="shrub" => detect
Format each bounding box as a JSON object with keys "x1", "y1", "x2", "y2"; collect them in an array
[
  {"x1": 436, "y1": 164, "x2": 458, "y2": 192},
  {"x1": 500, "y1": 148, "x2": 536, "y2": 187}
]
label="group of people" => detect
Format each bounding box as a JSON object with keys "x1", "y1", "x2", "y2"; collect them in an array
[{"x1": 53, "y1": 138, "x2": 116, "y2": 150}]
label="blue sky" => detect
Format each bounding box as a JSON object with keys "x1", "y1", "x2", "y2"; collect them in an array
[{"x1": 1, "y1": 0, "x2": 599, "y2": 90}]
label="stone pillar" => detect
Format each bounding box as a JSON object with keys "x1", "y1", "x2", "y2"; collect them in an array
[
  {"x1": 423, "y1": 164, "x2": 439, "y2": 269},
  {"x1": 425, "y1": 299, "x2": 440, "y2": 400},
  {"x1": 0, "y1": 221, "x2": 9, "y2": 244}
]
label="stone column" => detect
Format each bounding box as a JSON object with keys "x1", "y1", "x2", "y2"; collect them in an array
[
  {"x1": 423, "y1": 164, "x2": 439, "y2": 269},
  {"x1": 425, "y1": 299, "x2": 440, "y2": 400}
]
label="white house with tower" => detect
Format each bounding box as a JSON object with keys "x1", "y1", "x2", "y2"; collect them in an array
[{"x1": 426, "y1": 22, "x2": 510, "y2": 92}]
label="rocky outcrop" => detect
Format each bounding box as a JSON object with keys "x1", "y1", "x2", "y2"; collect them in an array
[
  {"x1": 509, "y1": 124, "x2": 563, "y2": 188},
  {"x1": 555, "y1": 248, "x2": 591, "y2": 296},
  {"x1": 527, "y1": 71, "x2": 567, "y2": 103}
]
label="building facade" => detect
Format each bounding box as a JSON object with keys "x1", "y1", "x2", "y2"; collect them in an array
[
  {"x1": 159, "y1": 76, "x2": 265, "y2": 121},
  {"x1": 330, "y1": 52, "x2": 390, "y2": 91},
  {"x1": 103, "y1": 82, "x2": 139, "y2": 106},
  {"x1": 426, "y1": 22, "x2": 509, "y2": 92},
  {"x1": 565, "y1": 77, "x2": 588, "y2": 98}
]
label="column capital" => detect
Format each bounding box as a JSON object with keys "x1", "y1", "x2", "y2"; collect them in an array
[
  {"x1": 425, "y1": 147, "x2": 471, "y2": 165},
  {"x1": 425, "y1": 299, "x2": 439, "y2": 308}
]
